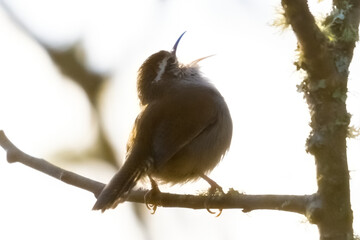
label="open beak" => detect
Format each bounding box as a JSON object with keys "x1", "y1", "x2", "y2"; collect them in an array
[{"x1": 172, "y1": 32, "x2": 214, "y2": 65}]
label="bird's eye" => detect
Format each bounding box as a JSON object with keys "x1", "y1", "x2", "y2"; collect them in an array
[{"x1": 166, "y1": 56, "x2": 176, "y2": 65}]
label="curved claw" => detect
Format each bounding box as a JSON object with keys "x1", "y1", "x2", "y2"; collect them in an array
[
  {"x1": 205, "y1": 200, "x2": 223, "y2": 217},
  {"x1": 144, "y1": 176, "x2": 160, "y2": 214},
  {"x1": 145, "y1": 201, "x2": 158, "y2": 214},
  {"x1": 201, "y1": 174, "x2": 224, "y2": 216},
  {"x1": 204, "y1": 192, "x2": 223, "y2": 217}
]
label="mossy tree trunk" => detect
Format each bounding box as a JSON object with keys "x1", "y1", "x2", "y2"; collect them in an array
[{"x1": 281, "y1": 0, "x2": 360, "y2": 239}]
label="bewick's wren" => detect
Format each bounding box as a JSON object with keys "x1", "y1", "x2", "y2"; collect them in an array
[{"x1": 93, "y1": 32, "x2": 232, "y2": 212}]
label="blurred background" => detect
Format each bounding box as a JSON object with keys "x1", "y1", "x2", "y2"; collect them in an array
[{"x1": 0, "y1": 0, "x2": 359, "y2": 239}]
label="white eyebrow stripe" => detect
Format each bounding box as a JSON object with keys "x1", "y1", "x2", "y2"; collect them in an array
[{"x1": 154, "y1": 57, "x2": 168, "y2": 82}]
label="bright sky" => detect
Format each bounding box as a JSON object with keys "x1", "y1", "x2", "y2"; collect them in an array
[{"x1": 0, "y1": 0, "x2": 359, "y2": 239}]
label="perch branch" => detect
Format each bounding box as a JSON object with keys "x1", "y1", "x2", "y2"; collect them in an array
[
  {"x1": 0, "y1": 130, "x2": 315, "y2": 215},
  {"x1": 0, "y1": 130, "x2": 105, "y2": 197}
]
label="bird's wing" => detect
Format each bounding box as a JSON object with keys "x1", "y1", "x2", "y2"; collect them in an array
[{"x1": 148, "y1": 87, "x2": 218, "y2": 167}]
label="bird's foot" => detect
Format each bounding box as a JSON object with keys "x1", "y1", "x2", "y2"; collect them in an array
[
  {"x1": 201, "y1": 174, "x2": 224, "y2": 217},
  {"x1": 144, "y1": 177, "x2": 161, "y2": 214}
]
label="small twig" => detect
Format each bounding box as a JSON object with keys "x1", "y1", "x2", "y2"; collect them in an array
[{"x1": 0, "y1": 130, "x2": 314, "y2": 214}]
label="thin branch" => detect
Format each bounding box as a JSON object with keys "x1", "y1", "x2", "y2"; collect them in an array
[
  {"x1": 348, "y1": 0, "x2": 360, "y2": 28},
  {"x1": 0, "y1": 130, "x2": 105, "y2": 197},
  {"x1": 0, "y1": 130, "x2": 314, "y2": 215},
  {"x1": 335, "y1": 0, "x2": 360, "y2": 33},
  {"x1": 127, "y1": 190, "x2": 314, "y2": 215},
  {"x1": 281, "y1": 0, "x2": 334, "y2": 78},
  {"x1": 333, "y1": 0, "x2": 360, "y2": 62},
  {"x1": 281, "y1": 0, "x2": 323, "y2": 57}
]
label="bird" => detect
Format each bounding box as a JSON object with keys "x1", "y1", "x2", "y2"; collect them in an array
[{"x1": 92, "y1": 32, "x2": 232, "y2": 212}]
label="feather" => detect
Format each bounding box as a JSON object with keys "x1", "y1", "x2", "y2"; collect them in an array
[{"x1": 92, "y1": 153, "x2": 148, "y2": 212}]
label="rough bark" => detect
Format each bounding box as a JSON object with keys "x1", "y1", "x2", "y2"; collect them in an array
[{"x1": 282, "y1": 0, "x2": 360, "y2": 239}]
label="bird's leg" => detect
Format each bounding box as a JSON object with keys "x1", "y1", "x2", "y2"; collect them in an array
[
  {"x1": 144, "y1": 176, "x2": 161, "y2": 214},
  {"x1": 201, "y1": 174, "x2": 224, "y2": 194},
  {"x1": 200, "y1": 174, "x2": 224, "y2": 217}
]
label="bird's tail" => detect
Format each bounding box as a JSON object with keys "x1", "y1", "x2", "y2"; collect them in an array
[{"x1": 92, "y1": 154, "x2": 148, "y2": 212}]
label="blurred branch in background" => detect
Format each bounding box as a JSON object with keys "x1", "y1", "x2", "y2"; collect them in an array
[{"x1": 0, "y1": 1, "x2": 118, "y2": 167}]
